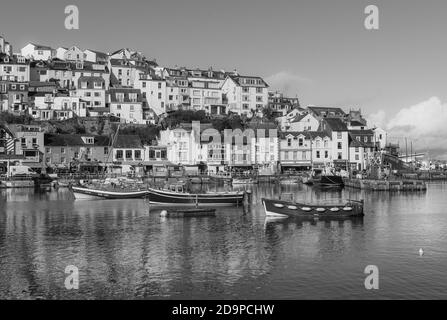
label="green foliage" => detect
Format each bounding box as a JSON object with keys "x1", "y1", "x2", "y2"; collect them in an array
[
  {"x1": 0, "y1": 112, "x2": 34, "y2": 124},
  {"x1": 118, "y1": 124, "x2": 161, "y2": 145},
  {"x1": 161, "y1": 110, "x2": 208, "y2": 129}
]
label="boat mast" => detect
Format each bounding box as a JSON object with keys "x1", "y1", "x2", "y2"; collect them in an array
[{"x1": 103, "y1": 124, "x2": 120, "y2": 178}]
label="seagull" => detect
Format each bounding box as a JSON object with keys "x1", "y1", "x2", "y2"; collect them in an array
[{"x1": 419, "y1": 248, "x2": 424, "y2": 256}]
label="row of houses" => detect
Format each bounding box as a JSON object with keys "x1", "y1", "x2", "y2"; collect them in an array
[
  {"x1": 1, "y1": 35, "x2": 301, "y2": 125},
  {"x1": 1, "y1": 112, "x2": 387, "y2": 176}
]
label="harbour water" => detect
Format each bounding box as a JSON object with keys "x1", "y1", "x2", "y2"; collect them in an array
[{"x1": 1, "y1": 183, "x2": 447, "y2": 299}]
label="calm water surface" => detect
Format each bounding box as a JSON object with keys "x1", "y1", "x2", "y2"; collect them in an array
[{"x1": 1, "y1": 183, "x2": 447, "y2": 299}]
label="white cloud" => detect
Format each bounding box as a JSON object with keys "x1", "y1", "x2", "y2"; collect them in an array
[
  {"x1": 379, "y1": 97, "x2": 447, "y2": 158},
  {"x1": 366, "y1": 109, "x2": 387, "y2": 128},
  {"x1": 265, "y1": 71, "x2": 312, "y2": 97}
]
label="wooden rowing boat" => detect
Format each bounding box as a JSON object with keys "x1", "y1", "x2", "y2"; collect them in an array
[{"x1": 262, "y1": 198, "x2": 364, "y2": 219}]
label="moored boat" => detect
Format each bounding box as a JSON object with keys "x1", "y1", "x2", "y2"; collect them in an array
[
  {"x1": 147, "y1": 186, "x2": 244, "y2": 206},
  {"x1": 72, "y1": 185, "x2": 149, "y2": 200},
  {"x1": 262, "y1": 198, "x2": 364, "y2": 219}
]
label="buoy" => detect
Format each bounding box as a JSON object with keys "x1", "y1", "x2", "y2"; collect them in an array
[
  {"x1": 274, "y1": 203, "x2": 284, "y2": 208},
  {"x1": 419, "y1": 248, "x2": 424, "y2": 256},
  {"x1": 160, "y1": 210, "x2": 168, "y2": 217}
]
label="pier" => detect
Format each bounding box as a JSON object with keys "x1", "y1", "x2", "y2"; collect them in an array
[{"x1": 343, "y1": 178, "x2": 427, "y2": 191}]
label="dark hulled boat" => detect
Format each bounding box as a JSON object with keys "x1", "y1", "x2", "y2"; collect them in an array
[
  {"x1": 72, "y1": 185, "x2": 149, "y2": 200},
  {"x1": 72, "y1": 185, "x2": 244, "y2": 206},
  {"x1": 262, "y1": 198, "x2": 364, "y2": 219},
  {"x1": 312, "y1": 175, "x2": 344, "y2": 188},
  {"x1": 147, "y1": 187, "x2": 244, "y2": 206}
]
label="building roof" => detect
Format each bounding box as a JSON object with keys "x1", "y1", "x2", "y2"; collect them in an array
[
  {"x1": 322, "y1": 118, "x2": 348, "y2": 132},
  {"x1": 114, "y1": 135, "x2": 143, "y2": 149},
  {"x1": 30, "y1": 43, "x2": 53, "y2": 51},
  {"x1": 44, "y1": 134, "x2": 110, "y2": 147},
  {"x1": 228, "y1": 75, "x2": 269, "y2": 87},
  {"x1": 349, "y1": 120, "x2": 365, "y2": 127},
  {"x1": 280, "y1": 131, "x2": 330, "y2": 139},
  {"x1": 348, "y1": 129, "x2": 374, "y2": 135},
  {"x1": 307, "y1": 106, "x2": 346, "y2": 117}
]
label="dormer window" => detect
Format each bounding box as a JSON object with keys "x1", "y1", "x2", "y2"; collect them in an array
[
  {"x1": 82, "y1": 137, "x2": 94, "y2": 144},
  {"x1": 17, "y1": 56, "x2": 25, "y2": 63}
]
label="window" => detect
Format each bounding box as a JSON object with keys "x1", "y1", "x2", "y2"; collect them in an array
[
  {"x1": 337, "y1": 142, "x2": 342, "y2": 149},
  {"x1": 104, "y1": 147, "x2": 108, "y2": 155},
  {"x1": 256, "y1": 96, "x2": 263, "y2": 102},
  {"x1": 338, "y1": 152, "x2": 342, "y2": 159},
  {"x1": 142, "y1": 82, "x2": 146, "y2": 88},
  {"x1": 325, "y1": 151, "x2": 328, "y2": 158},
  {"x1": 46, "y1": 148, "x2": 51, "y2": 154},
  {"x1": 355, "y1": 154, "x2": 359, "y2": 160},
  {"x1": 242, "y1": 87, "x2": 249, "y2": 93},
  {"x1": 158, "y1": 92, "x2": 162, "y2": 99},
  {"x1": 284, "y1": 151, "x2": 289, "y2": 160},
  {"x1": 117, "y1": 104, "x2": 122, "y2": 110},
  {"x1": 125, "y1": 150, "x2": 133, "y2": 159},
  {"x1": 364, "y1": 136, "x2": 368, "y2": 143},
  {"x1": 134, "y1": 150, "x2": 141, "y2": 160},
  {"x1": 256, "y1": 87, "x2": 263, "y2": 94},
  {"x1": 298, "y1": 138, "x2": 303, "y2": 147},
  {"x1": 356, "y1": 136, "x2": 360, "y2": 141},
  {"x1": 61, "y1": 147, "x2": 65, "y2": 154},
  {"x1": 355, "y1": 147, "x2": 359, "y2": 153},
  {"x1": 32, "y1": 138, "x2": 37, "y2": 145},
  {"x1": 116, "y1": 150, "x2": 123, "y2": 159},
  {"x1": 158, "y1": 82, "x2": 162, "y2": 89},
  {"x1": 316, "y1": 151, "x2": 320, "y2": 158},
  {"x1": 287, "y1": 138, "x2": 292, "y2": 147},
  {"x1": 85, "y1": 92, "x2": 91, "y2": 97},
  {"x1": 94, "y1": 92, "x2": 100, "y2": 97}
]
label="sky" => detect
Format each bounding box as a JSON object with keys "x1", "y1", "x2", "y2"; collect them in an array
[{"x1": 1, "y1": 0, "x2": 447, "y2": 157}]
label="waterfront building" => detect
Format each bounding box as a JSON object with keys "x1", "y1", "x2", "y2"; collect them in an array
[
  {"x1": 347, "y1": 129, "x2": 376, "y2": 171},
  {"x1": 44, "y1": 134, "x2": 110, "y2": 172},
  {"x1": 160, "y1": 122, "x2": 212, "y2": 166},
  {"x1": 248, "y1": 122, "x2": 279, "y2": 174},
  {"x1": 109, "y1": 88, "x2": 144, "y2": 124},
  {"x1": 279, "y1": 131, "x2": 331, "y2": 172},
  {"x1": 221, "y1": 73, "x2": 269, "y2": 116},
  {"x1": 372, "y1": 127, "x2": 387, "y2": 150},
  {"x1": 319, "y1": 118, "x2": 350, "y2": 170},
  {"x1": 21, "y1": 43, "x2": 54, "y2": 61},
  {"x1": 276, "y1": 108, "x2": 306, "y2": 131},
  {"x1": 110, "y1": 135, "x2": 146, "y2": 175},
  {"x1": 9, "y1": 124, "x2": 45, "y2": 171}
]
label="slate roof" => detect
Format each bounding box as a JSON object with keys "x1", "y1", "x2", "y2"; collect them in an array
[
  {"x1": 44, "y1": 134, "x2": 110, "y2": 147},
  {"x1": 322, "y1": 118, "x2": 348, "y2": 132}
]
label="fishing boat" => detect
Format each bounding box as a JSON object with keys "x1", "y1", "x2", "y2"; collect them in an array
[
  {"x1": 312, "y1": 174, "x2": 344, "y2": 187},
  {"x1": 71, "y1": 185, "x2": 148, "y2": 200},
  {"x1": 262, "y1": 198, "x2": 364, "y2": 218},
  {"x1": 147, "y1": 185, "x2": 244, "y2": 206}
]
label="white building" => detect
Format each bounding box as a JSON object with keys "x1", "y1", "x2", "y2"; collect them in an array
[
  {"x1": 134, "y1": 74, "x2": 167, "y2": 115},
  {"x1": 285, "y1": 113, "x2": 319, "y2": 132},
  {"x1": 109, "y1": 88, "x2": 144, "y2": 124},
  {"x1": 84, "y1": 49, "x2": 108, "y2": 64},
  {"x1": 320, "y1": 118, "x2": 350, "y2": 170},
  {"x1": 221, "y1": 74, "x2": 269, "y2": 115},
  {"x1": 21, "y1": 43, "x2": 54, "y2": 61}
]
